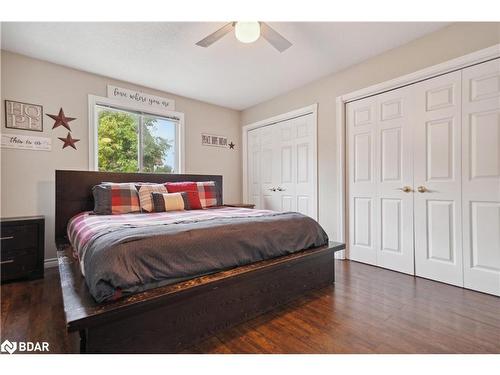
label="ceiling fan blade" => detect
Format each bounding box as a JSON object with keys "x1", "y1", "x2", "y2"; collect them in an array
[
  {"x1": 260, "y1": 22, "x2": 292, "y2": 52},
  {"x1": 195, "y1": 22, "x2": 235, "y2": 47}
]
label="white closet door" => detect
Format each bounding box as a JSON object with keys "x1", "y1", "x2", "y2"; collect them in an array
[
  {"x1": 290, "y1": 114, "x2": 317, "y2": 219},
  {"x1": 347, "y1": 89, "x2": 414, "y2": 273},
  {"x1": 376, "y1": 87, "x2": 415, "y2": 274},
  {"x1": 247, "y1": 128, "x2": 262, "y2": 208},
  {"x1": 348, "y1": 96, "x2": 378, "y2": 265},
  {"x1": 247, "y1": 113, "x2": 317, "y2": 219},
  {"x1": 461, "y1": 58, "x2": 500, "y2": 296},
  {"x1": 276, "y1": 119, "x2": 297, "y2": 212},
  {"x1": 260, "y1": 125, "x2": 281, "y2": 211},
  {"x1": 413, "y1": 71, "x2": 464, "y2": 286}
]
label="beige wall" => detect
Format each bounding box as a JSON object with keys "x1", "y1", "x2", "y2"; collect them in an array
[
  {"x1": 241, "y1": 22, "x2": 500, "y2": 240},
  {"x1": 1, "y1": 51, "x2": 242, "y2": 260}
]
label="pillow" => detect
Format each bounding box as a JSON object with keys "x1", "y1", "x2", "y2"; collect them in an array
[
  {"x1": 196, "y1": 181, "x2": 218, "y2": 208},
  {"x1": 92, "y1": 183, "x2": 140, "y2": 215},
  {"x1": 164, "y1": 182, "x2": 202, "y2": 209},
  {"x1": 137, "y1": 184, "x2": 168, "y2": 212},
  {"x1": 151, "y1": 192, "x2": 186, "y2": 212}
]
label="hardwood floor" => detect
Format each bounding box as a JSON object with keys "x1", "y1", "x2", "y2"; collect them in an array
[{"x1": 1, "y1": 260, "x2": 499, "y2": 354}]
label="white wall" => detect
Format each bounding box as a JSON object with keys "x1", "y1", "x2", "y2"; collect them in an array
[
  {"x1": 241, "y1": 22, "x2": 500, "y2": 241},
  {"x1": 1, "y1": 51, "x2": 242, "y2": 261}
]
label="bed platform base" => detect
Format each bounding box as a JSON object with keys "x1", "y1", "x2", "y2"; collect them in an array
[{"x1": 57, "y1": 242, "x2": 344, "y2": 353}]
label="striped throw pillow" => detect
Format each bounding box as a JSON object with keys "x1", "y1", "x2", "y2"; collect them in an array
[
  {"x1": 151, "y1": 192, "x2": 186, "y2": 212},
  {"x1": 92, "y1": 183, "x2": 140, "y2": 215},
  {"x1": 137, "y1": 184, "x2": 168, "y2": 212}
]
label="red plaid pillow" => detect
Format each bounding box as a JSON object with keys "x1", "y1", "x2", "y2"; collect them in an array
[
  {"x1": 92, "y1": 183, "x2": 140, "y2": 215},
  {"x1": 197, "y1": 181, "x2": 217, "y2": 208},
  {"x1": 164, "y1": 182, "x2": 202, "y2": 209}
]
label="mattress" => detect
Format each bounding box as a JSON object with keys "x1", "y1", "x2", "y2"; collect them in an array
[{"x1": 67, "y1": 207, "x2": 329, "y2": 302}]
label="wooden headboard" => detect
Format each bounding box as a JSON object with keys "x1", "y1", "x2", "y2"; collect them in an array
[{"x1": 55, "y1": 170, "x2": 223, "y2": 244}]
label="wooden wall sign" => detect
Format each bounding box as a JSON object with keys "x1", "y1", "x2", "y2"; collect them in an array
[
  {"x1": 5, "y1": 100, "x2": 43, "y2": 132},
  {"x1": 202, "y1": 133, "x2": 228, "y2": 148},
  {"x1": 1, "y1": 133, "x2": 51, "y2": 151},
  {"x1": 107, "y1": 85, "x2": 175, "y2": 111}
]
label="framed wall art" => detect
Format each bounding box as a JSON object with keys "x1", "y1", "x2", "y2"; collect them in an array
[{"x1": 4, "y1": 100, "x2": 44, "y2": 132}]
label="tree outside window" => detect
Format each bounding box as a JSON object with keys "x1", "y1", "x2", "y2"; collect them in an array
[{"x1": 97, "y1": 107, "x2": 177, "y2": 173}]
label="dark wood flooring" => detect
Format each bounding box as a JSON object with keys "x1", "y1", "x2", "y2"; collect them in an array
[{"x1": 1, "y1": 260, "x2": 499, "y2": 354}]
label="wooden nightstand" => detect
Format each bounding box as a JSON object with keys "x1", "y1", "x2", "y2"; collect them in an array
[
  {"x1": 223, "y1": 203, "x2": 256, "y2": 209},
  {"x1": 1, "y1": 216, "x2": 44, "y2": 282}
]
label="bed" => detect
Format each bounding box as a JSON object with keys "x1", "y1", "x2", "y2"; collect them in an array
[{"x1": 55, "y1": 170, "x2": 345, "y2": 353}]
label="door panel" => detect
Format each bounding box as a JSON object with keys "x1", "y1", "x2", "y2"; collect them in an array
[
  {"x1": 462, "y1": 58, "x2": 500, "y2": 296},
  {"x1": 376, "y1": 87, "x2": 414, "y2": 274},
  {"x1": 247, "y1": 129, "x2": 261, "y2": 208},
  {"x1": 414, "y1": 70, "x2": 463, "y2": 286},
  {"x1": 291, "y1": 115, "x2": 317, "y2": 219},
  {"x1": 348, "y1": 97, "x2": 378, "y2": 265},
  {"x1": 348, "y1": 89, "x2": 415, "y2": 273}
]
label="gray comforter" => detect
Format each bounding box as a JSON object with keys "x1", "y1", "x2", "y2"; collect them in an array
[{"x1": 82, "y1": 212, "x2": 328, "y2": 302}]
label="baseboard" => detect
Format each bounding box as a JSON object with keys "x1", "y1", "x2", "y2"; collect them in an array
[
  {"x1": 334, "y1": 250, "x2": 346, "y2": 260},
  {"x1": 44, "y1": 257, "x2": 58, "y2": 269}
]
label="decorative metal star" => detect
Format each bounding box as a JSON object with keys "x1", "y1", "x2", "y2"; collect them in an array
[
  {"x1": 58, "y1": 132, "x2": 80, "y2": 149},
  {"x1": 229, "y1": 142, "x2": 235, "y2": 149},
  {"x1": 47, "y1": 108, "x2": 76, "y2": 131}
]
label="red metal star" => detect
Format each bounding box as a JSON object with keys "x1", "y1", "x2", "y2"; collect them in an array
[
  {"x1": 47, "y1": 108, "x2": 76, "y2": 131},
  {"x1": 58, "y1": 132, "x2": 80, "y2": 149}
]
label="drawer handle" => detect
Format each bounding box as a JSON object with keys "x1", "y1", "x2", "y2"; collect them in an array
[
  {"x1": 0, "y1": 236, "x2": 14, "y2": 241},
  {"x1": 0, "y1": 259, "x2": 14, "y2": 265}
]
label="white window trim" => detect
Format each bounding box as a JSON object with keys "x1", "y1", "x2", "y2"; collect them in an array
[{"x1": 88, "y1": 94, "x2": 185, "y2": 173}]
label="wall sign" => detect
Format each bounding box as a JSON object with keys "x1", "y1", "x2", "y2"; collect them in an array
[
  {"x1": 107, "y1": 85, "x2": 175, "y2": 111},
  {"x1": 202, "y1": 133, "x2": 228, "y2": 148},
  {"x1": 5, "y1": 100, "x2": 43, "y2": 132},
  {"x1": 1, "y1": 133, "x2": 51, "y2": 151}
]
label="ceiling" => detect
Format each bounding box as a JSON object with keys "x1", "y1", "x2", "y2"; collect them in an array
[{"x1": 1, "y1": 22, "x2": 449, "y2": 110}]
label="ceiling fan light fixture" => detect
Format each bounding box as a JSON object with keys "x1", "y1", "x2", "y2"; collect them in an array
[{"x1": 234, "y1": 22, "x2": 260, "y2": 44}]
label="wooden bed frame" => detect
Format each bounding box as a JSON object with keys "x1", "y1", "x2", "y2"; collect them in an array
[{"x1": 55, "y1": 170, "x2": 345, "y2": 353}]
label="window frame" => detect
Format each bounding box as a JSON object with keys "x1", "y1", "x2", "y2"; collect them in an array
[{"x1": 88, "y1": 95, "x2": 185, "y2": 173}]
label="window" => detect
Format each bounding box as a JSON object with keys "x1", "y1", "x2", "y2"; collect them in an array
[{"x1": 92, "y1": 102, "x2": 183, "y2": 173}]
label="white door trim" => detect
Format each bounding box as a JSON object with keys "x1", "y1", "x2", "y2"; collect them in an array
[
  {"x1": 242, "y1": 104, "x2": 318, "y2": 220},
  {"x1": 337, "y1": 43, "x2": 500, "y2": 259}
]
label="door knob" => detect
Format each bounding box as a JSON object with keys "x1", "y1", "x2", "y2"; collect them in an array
[
  {"x1": 417, "y1": 186, "x2": 428, "y2": 193},
  {"x1": 398, "y1": 186, "x2": 413, "y2": 193},
  {"x1": 269, "y1": 187, "x2": 277, "y2": 192}
]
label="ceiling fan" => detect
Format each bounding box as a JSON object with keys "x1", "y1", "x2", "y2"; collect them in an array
[{"x1": 195, "y1": 22, "x2": 292, "y2": 52}]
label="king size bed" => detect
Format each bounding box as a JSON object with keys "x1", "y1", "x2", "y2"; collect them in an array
[{"x1": 55, "y1": 170, "x2": 345, "y2": 353}]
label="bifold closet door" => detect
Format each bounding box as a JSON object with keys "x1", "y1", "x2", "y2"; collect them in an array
[
  {"x1": 461, "y1": 58, "x2": 500, "y2": 296},
  {"x1": 247, "y1": 128, "x2": 262, "y2": 208},
  {"x1": 413, "y1": 70, "x2": 464, "y2": 286},
  {"x1": 247, "y1": 114, "x2": 317, "y2": 219},
  {"x1": 347, "y1": 88, "x2": 415, "y2": 274}
]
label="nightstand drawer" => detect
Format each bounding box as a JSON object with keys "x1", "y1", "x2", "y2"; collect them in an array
[
  {"x1": 1, "y1": 248, "x2": 39, "y2": 280},
  {"x1": 1, "y1": 224, "x2": 38, "y2": 251},
  {"x1": 1, "y1": 216, "x2": 44, "y2": 282}
]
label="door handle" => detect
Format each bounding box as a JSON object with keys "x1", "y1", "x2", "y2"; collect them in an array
[
  {"x1": 0, "y1": 236, "x2": 14, "y2": 240},
  {"x1": 277, "y1": 187, "x2": 286, "y2": 192},
  {"x1": 269, "y1": 187, "x2": 277, "y2": 192},
  {"x1": 397, "y1": 186, "x2": 413, "y2": 193},
  {"x1": 417, "y1": 186, "x2": 428, "y2": 193}
]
